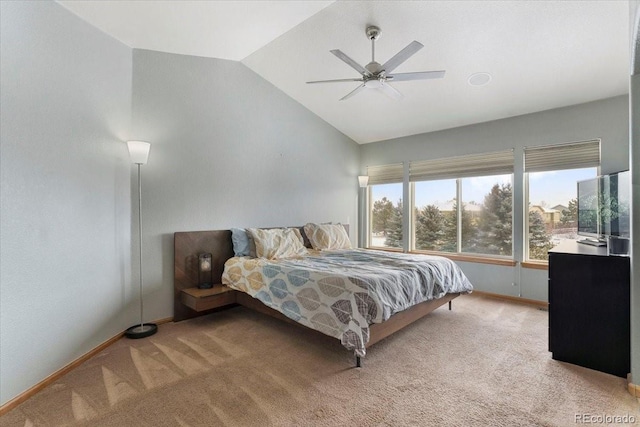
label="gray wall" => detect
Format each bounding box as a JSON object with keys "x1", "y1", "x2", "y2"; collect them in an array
[
  {"x1": 130, "y1": 49, "x2": 360, "y2": 324},
  {"x1": 630, "y1": 0, "x2": 639, "y2": 391},
  {"x1": 360, "y1": 96, "x2": 630, "y2": 301},
  {"x1": 630, "y1": 73, "x2": 639, "y2": 397},
  {"x1": 0, "y1": 1, "x2": 133, "y2": 405}
]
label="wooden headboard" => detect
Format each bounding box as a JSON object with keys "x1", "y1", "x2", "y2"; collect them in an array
[{"x1": 173, "y1": 225, "x2": 349, "y2": 321}]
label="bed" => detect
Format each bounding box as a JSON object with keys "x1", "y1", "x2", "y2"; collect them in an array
[{"x1": 174, "y1": 224, "x2": 473, "y2": 366}]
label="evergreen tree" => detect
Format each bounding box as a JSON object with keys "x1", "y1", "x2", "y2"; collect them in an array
[
  {"x1": 415, "y1": 205, "x2": 445, "y2": 250},
  {"x1": 439, "y1": 200, "x2": 474, "y2": 252},
  {"x1": 459, "y1": 202, "x2": 477, "y2": 252},
  {"x1": 529, "y1": 210, "x2": 554, "y2": 260},
  {"x1": 474, "y1": 183, "x2": 513, "y2": 255},
  {"x1": 441, "y1": 203, "x2": 458, "y2": 252},
  {"x1": 560, "y1": 198, "x2": 577, "y2": 226},
  {"x1": 384, "y1": 199, "x2": 403, "y2": 248},
  {"x1": 372, "y1": 197, "x2": 394, "y2": 235}
]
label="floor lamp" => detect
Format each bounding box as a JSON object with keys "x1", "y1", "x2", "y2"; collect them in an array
[{"x1": 125, "y1": 140, "x2": 157, "y2": 339}]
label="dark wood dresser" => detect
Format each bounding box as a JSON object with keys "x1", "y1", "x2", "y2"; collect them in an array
[{"x1": 548, "y1": 241, "x2": 630, "y2": 378}]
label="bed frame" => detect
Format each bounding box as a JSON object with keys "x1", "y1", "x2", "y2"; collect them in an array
[{"x1": 174, "y1": 227, "x2": 460, "y2": 366}]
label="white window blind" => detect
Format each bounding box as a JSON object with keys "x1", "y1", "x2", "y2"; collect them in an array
[
  {"x1": 409, "y1": 150, "x2": 514, "y2": 181},
  {"x1": 524, "y1": 140, "x2": 600, "y2": 173},
  {"x1": 367, "y1": 163, "x2": 404, "y2": 185}
]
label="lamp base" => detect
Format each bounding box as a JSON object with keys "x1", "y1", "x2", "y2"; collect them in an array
[{"x1": 125, "y1": 323, "x2": 157, "y2": 339}]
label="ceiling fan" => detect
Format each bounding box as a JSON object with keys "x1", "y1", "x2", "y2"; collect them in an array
[{"x1": 307, "y1": 26, "x2": 445, "y2": 101}]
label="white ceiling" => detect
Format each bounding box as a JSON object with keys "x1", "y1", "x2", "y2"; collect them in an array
[{"x1": 58, "y1": 0, "x2": 630, "y2": 144}]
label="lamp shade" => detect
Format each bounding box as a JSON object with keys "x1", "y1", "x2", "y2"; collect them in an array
[
  {"x1": 127, "y1": 141, "x2": 151, "y2": 165},
  {"x1": 358, "y1": 175, "x2": 369, "y2": 188}
]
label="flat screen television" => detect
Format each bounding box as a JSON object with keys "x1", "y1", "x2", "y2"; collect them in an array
[
  {"x1": 577, "y1": 177, "x2": 600, "y2": 239},
  {"x1": 577, "y1": 170, "x2": 630, "y2": 242},
  {"x1": 600, "y1": 171, "x2": 630, "y2": 237}
]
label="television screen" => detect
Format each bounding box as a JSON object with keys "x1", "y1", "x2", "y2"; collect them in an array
[
  {"x1": 577, "y1": 177, "x2": 600, "y2": 238},
  {"x1": 600, "y1": 171, "x2": 630, "y2": 237}
]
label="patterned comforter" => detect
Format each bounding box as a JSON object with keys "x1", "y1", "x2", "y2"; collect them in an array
[{"x1": 221, "y1": 249, "x2": 473, "y2": 356}]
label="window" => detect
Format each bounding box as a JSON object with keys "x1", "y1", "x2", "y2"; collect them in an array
[
  {"x1": 366, "y1": 163, "x2": 403, "y2": 249},
  {"x1": 413, "y1": 179, "x2": 457, "y2": 252},
  {"x1": 461, "y1": 174, "x2": 512, "y2": 256},
  {"x1": 370, "y1": 183, "x2": 403, "y2": 249},
  {"x1": 526, "y1": 167, "x2": 597, "y2": 260},
  {"x1": 524, "y1": 140, "x2": 600, "y2": 261},
  {"x1": 410, "y1": 151, "x2": 514, "y2": 257}
]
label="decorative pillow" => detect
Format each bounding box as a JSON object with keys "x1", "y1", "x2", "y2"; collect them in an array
[
  {"x1": 231, "y1": 228, "x2": 250, "y2": 256},
  {"x1": 246, "y1": 233, "x2": 257, "y2": 258},
  {"x1": 303, "y1": 223, "x2": 352, "y2": 250},
  {"x1": 246, "y1": 228, "x2": 308, "y2": 259}
]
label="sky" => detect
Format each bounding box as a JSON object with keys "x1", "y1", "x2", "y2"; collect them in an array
[{"x1": 371, "y1": 167, "x2": 598, "y2": 210}]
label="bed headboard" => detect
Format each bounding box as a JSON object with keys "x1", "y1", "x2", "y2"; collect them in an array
[{"x1": 173, "y1": 225, "x2": 349, "y2": 321}]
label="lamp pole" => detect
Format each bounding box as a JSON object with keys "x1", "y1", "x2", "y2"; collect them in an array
[{"x1": 125, "y1": 141, "x2": 157, "y2": 339}]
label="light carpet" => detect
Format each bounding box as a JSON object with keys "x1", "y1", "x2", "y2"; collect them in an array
[{"x1": 2, "y1": 294, "x2": 638, "y2": 426}]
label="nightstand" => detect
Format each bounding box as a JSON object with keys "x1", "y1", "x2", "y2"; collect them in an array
[{"x1": 180, "y1": 284, "x2": 236, "y2": 312}]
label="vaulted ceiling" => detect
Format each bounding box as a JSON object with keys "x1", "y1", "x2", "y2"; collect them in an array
[{"x1": 58, "y1": 0, "x2": 630, "y2": 144}]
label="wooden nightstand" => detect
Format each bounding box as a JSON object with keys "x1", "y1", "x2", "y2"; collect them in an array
[{"x1": 180, "y1": 284, "x2": 236, "y2": 312}]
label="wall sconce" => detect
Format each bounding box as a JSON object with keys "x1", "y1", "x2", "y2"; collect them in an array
[
  {"x1": 198, "y1": 253, "x2": 213, "y2": 289},
  {"x1": 358, "y1": 175, "x2": 369, "y2": 188}
]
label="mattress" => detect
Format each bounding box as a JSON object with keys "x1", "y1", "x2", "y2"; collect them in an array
[{"x1": 222, "y1": 249, "x2": 473, "y2": 356}]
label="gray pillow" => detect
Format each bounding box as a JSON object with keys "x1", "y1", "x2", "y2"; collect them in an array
[
  {"x1": 231, "y1": 228, "x2": 256, "y2": 257},
  {"x1": 231, "y1": 228, "x2": 250, "y2": 256}
]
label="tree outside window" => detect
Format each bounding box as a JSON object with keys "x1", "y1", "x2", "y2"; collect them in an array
[{"x1": 370, "y1": 183, "x2": 402, "y2": 249}]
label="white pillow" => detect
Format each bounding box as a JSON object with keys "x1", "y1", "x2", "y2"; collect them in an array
[
  {"x1": 246, "y1": 228, "x2": 308, "y2": 259},
  {"x1": 303, "y1": 223, "x2": 352, "y2": 250}
]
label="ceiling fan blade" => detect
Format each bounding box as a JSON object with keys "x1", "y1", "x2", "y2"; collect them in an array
[
  {"x1": 379, "y1": 82, "x2": 403, "y2": 100},
  {"x1": 388, "y1": 70, "x2": 446, "y2": 82},
  {"x1": 340, "y1": 84, "x2": 366, "y2": 101},
  {"x1": 307, "y1": 78, "x2": 364, "y2": 84},
  {"x1": 381, "y1": 41, "x2": 424, "y2": 74},
  {"x1": 330, "y1": 49, "x2": 370, "y2": 76}
]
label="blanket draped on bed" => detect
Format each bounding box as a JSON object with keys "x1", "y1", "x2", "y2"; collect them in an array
[{"x1": 222, "y1": 249, "x2": 473, "y2": 357}]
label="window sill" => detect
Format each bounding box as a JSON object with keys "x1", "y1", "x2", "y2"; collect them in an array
[
  {"x1": 410, "y1": 250, "x2": 516, "y2": 267},
  {"x1": 521, "y1": 261, "x2": 548, "y2": 270},
  {"x1": 365, "y1": 248, "x2": 540, "y2": 269},
  {"x1": 366, "y1": 246, "x2": 403, "y2": 253}
]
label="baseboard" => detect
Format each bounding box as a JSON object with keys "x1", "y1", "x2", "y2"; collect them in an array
[
  {"x1": 0, "y1": 316, "x2": 173, "y2": 416},
  {"x1": 470, "y1": 290, "x2": 548, "y2": 309},
  {"x1": 628, "y1": 374, "x2": 640, "y2": 398}
]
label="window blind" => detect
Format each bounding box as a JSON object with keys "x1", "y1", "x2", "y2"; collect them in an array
[
  {"x1": 366, "y1": 163, "x2": 404, "y2": 185},
  {"x1": 524, "y1": 140, "x2": 600, "y2": 173},
  {"x1": 409, "y1": 149, "x2": 514, "y2": 181}
]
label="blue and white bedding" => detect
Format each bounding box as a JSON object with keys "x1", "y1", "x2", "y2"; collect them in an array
[{"x1": 222, "y1": 249, "x2": 473, "y2": 356}]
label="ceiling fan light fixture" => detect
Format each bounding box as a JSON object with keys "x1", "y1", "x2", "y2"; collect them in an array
[
  {"x1": 364, "y1": 79, "x2": 383, "y2": 88},
  {"x1": 307, "y1": 26, "x2": 446, "y2": 101},
  {"x1": 468, "y1": 72, "x2": 492, "y2": 86}
]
